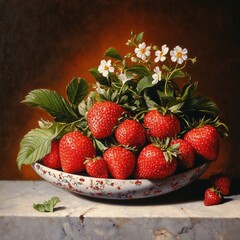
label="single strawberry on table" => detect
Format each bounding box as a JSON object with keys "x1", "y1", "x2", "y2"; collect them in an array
[
  {"x1": 115, "y1": 119, "x2": 146, "y2": 148},
  {"x1": 134, "y1": 139, "x2": 178, "y2": 179},
  {"x1": 87, "y1": 101, "x2": 124, "y2": 139},
  {"x1": 144, "y1": 110, "x2": 181, "y2": 139},
  {"x1": 204, "y1": 187, "x2": 222, "y2": 206},
  {"x1": 59, "y1": 131, "x2": 96, "y2": 173},
  {"x1": 184, "y1": 125, "x2": 220, "y2": 161},
  {"x1": 85, "y1": 157, "x2": 108, "y2": 178},
  {"x1": 170, "y1": 138, "x2": 195, "y2": 169},
  {"x1": 103, "y1": 146, "x2": 136, "y2": 179},
  {"x1": 210, "y1": 173, "x2": 231, "y2": 196},
  {"x1": 42, "y1": 140, "x2": 61, "y2": 169}
]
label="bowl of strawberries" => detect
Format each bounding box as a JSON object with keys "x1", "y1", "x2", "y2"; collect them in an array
[{"x1": 18, "y1": 32, "x2": 228, "y2": 200}]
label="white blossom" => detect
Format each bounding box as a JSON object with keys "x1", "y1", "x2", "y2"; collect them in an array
[
  {"x1": 98, "y1": 59, "x2": 114, "y2": 77},
  {"x1": 131, "y1": 57, "x2": 137, "y2": 62},
  {"x1": 170, "y1": 46, "x2": 188, "y2": 64},
  {"x1": 134, "y1": 42, "x2": 151, "y2": 61},
  {"x1": 118, "y1": 72, "x2": 130, "y2": 85},
  {"x1": 154, "y1": 44, "x2": 169, "y2": 63},
  {"x1": 152, "y1": 66, "x2": 162, "y2": 85}
]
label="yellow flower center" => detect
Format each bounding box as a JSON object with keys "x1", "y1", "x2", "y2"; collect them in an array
[
  {"x1": 141, "y1": 48, "x2": 146, "y2": 54},
  {"x1": 104, "y1": 66, "x2": 109, "y2": 71},
  {"x1": 176, "y1": 52, "x2": 183, "y2": 58}
]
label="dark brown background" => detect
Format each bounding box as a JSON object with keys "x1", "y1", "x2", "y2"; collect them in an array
[{"x1": 1, "y1": 0, "x2": 239, "y2": 180}]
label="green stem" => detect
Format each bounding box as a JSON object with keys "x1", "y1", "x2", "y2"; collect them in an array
[
  {"x1": 164, "y1": 58, "x2": 192, "y2": 96},
  {"x1": 133, "y1": 109, "x2": 149, "y2": 120}
]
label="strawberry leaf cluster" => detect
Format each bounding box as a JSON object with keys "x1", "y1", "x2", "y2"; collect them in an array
[{"x1": 17, "y1": 32, "x2": 228, "y2": 181}]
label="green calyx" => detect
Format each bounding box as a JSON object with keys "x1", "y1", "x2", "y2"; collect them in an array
[
  {"x1": 151, "y1": 137, "x2": 180, "y2": 162},
  {"x1": 182, "y1": 116, "x2": 229, "y2": 138}
]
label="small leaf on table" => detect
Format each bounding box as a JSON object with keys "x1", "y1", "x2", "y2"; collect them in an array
[{"x1": 33, "y1": 197, "x2": 61, "y2": 212}]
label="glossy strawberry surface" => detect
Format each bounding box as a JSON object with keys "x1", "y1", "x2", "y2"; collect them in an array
[
  {"x1": 210, "y1": 173, "x2": 231, "y2": 196},
  {"x1": 87, "y1": 101, "x2": 124, "y2": 139},
  {"x1": 42, "y1": 140, "x2": 61, "y2": 169},
  {"x1": 103, "y1": 146, "x2": 136, "y2": 179},
  {"x1": 171, "y1": 139, "x2": 195, "y2": 169},
  {"x1": 115, "y1": 119, "x2": 146, "y2": 148},
  {"x1": 59, "y1": 131, "x2": 96, "y2": 173},
  {"x1": 144, "y1": 110, "x2": 181, "y2": 139},
  {"x1": 135, "y1": 144, "x2": 177, "y2": 179},
  {"x1": 204, "y1": 188, "x2": 222, "y2": 206},
  {"x1": 85, "y1": 157, "x2": 108, "y2": 178},
  {"x1": 184, "y1": 125, "x2": 220, "y2": 161}
]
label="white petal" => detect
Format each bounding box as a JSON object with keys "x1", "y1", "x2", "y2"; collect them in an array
[
  {"x1": 106, "y1": 60, "x2": 112, "y2": 66},
  {"x1": 140, "y1": 42, "x2": 146, "y2": 48},
  {"x1": 154, "y1": 57, "x2": 160, "y2": 63},
  {"x1": 160, "y1": 56, "x2": 166, "y2": 62},
  {"x1": 98, "y1": 66, "x2": 103, "y2": 73},
  {"x1": 100, "y1": 60, "x2": 106, "y2": 65},
  {"x1": 154, "y1": 66, "x2": 160, "y2": 73},
  {"x1": 109, "y1": 67, "x2": 114, "y2": 73},
  {"x1": 135, "y1": 48, "x2": 139, "y2": 54},
  {"x1": 170, "y1": 50, "x2": 175, "y2": 57},
  {"x1": 162, "y1": 47, "x2": 169, "y2": 55},
  {"x1": 155, "y1": 50, "x2": 160, "y2": 57},
  {"x1": 102, "y1": 70, "x2": 108, "y2": 77},
  {"x1": 175, "y1": 46, "x2": 182, "y2": 51},
  {"x1": 182, "y1": 55, "x2": 188, "y2": 60},
  {"x1": 171, "y1": 56, "x2": 177, "y2": 62},
  {"x1": 141, "y1": 54, "x2": 146, "y2": 61},
  {"x1": 182, "y1": 48, "x2": 188, "y2": 54},
  {"x1": 177, "y1": 58, "x2": 184, "y2": 64},
  {"x1": 145, "y1": 50, "x2": 151, "y2": 57},
  {"x1": 136, "y1": 52, "x2": 142, "y2": 58}
]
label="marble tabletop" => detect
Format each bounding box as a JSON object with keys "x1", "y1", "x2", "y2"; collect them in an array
[{"x1": 0, "y1": 180, "x2": 240, "y2": 240}]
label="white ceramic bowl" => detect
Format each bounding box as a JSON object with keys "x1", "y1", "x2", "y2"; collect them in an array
[{"x1": 32, "y1": 162, "x2": 210, "y2": 200}]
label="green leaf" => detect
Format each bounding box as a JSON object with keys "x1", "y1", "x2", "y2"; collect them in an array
[
  {"x1": 104, "y1": 47, "x2": 122, "y2": 60},
  {"x1": 183, "y1": 95, "x2": 220, "y2": 117},
  {"x1": 127, "y1": 65, "x2": 150, "y2": 76},
  {"x1": 93, "y1": 139, "x2": 108, "y2": 152},
  {"x1": 89, "y1": 67, "x2": 110, "y2": 86},
  {"x1": 17, "y1": 123, "x2": 66, "y2": 169},
  {"x1": 162, "y1": 65, "x2": 171, "y2": 72},
  {"x1": 67, "y1": 78, "x2": 88, "y2": 107},
  {"x1": 136, "y1": 32, "x2": 144, "y2": 44},
  {"x1": 137, "y1": 76, "x2": 154, "y2": 93},
  {"x1": 170, "y1": 70, "x2": 185, "y2": 79},
  {"x1": 143, "y1": 91, "x2": 160, "y2": 109},
  {"x1": 33, "y1": 197, "x2": 61, "y2": 212},
  {"x1": 181, "y1": 82, "x2": 198, "y2": 100},
  {"x1": 22, "y1": 89, "x2": 78, "y2": 123},
  {"x1": 111, "y1": 89, "x2": 119, "y2": 102}
]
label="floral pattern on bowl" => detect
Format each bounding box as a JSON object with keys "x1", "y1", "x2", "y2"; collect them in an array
[{"x1": 32, "y1": 162, "x2": 210, "y2": 200}]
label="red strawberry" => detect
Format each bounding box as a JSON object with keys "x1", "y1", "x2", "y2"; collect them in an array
[
  {"x1": 210, "y1": 173, "x2": 231, "y2": 196},
  {"x1": 85, "y1": 157, "x2": 108, "y2": 178},
  {"x1": 103, "y1": 146, "x2": 136, "y2": 179},
  {"x1": 204, "y1": 187, "x2": 222, "y2": 206},
  {"x1": 184, "y1": 125, "x2": 220, "y2": 161},
  {"x1": 59, "y1": 131, "x2": 96, "y2": 173},
  {"x1": 87, "y1": 101, "x2": 124, "y2": 139},
  {"x1": 115, "y1": 119, "x2": 146, "y2": 148},
  {"x1": 144, "y1": 110, "x2": 181, "y2": 139},
  {"x1": 42, "y1": 140, "x2": 61, "y2": 169},
  {"x1": 171, "y1": 139, "x2": 195, "y2": 169},
  {"x1": 135, "y1": 143, "x2": 177, "y2": 179}
]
